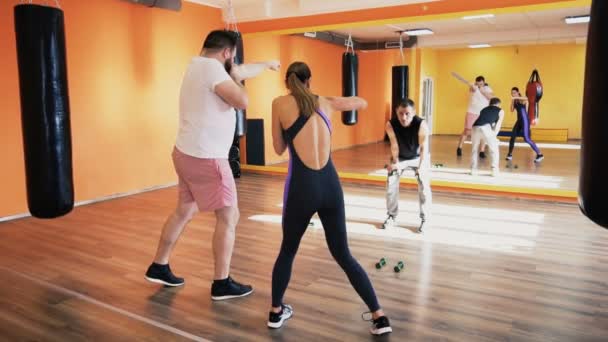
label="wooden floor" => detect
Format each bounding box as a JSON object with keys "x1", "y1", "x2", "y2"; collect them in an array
[
  {"x1": 1, "y1": 174, "x2": 606, "y2": 341},
  {"x1": 274, "y1": 136, "x2": 581, "y2": 190}
]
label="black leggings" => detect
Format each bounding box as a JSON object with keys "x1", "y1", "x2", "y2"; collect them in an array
[
  {"x1": 509, "y1": 105, "x2": 541, "y2": 156},
  {"x1": 271, "y1": 152, "x2": 380, "y2": 312}
]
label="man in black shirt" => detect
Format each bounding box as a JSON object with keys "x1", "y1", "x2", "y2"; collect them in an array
[
  {"x1": 471, "y1": 97, "x2": 504, "y2": 177},
  {"x1": 382, "y1": 99, "x2": 432, "y2": 233}
]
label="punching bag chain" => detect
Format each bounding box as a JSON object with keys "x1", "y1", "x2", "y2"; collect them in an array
[{"x1": 345, "y1": 33, "x2": 354, "y2": 54}]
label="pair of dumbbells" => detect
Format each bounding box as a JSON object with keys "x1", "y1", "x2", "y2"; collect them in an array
[{"x1": 375, "y1": 258, "x2": 405, "y2": 273}]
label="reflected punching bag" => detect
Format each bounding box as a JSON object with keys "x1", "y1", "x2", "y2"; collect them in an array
[
  {"x1": 526, "y1": 69, "x2": 543, "y2": 123},
  {"x1": 579, "y1": 0, "x2": 608, "y2": 228},
  {"x1": 342, "y1": 52, "x2": 358, "y2": 125},
  {"x1": 385, "y1": 66, "x2": 409, "y2": 141},
  {"x1": 14, "y1": 4, "x2": 74, "y2": 219},
  {"x1": 391, "y1": 66, "x2": 409, "y2": 119}
]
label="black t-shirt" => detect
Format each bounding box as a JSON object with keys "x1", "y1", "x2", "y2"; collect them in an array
[
  {"x1": 390, "y1": 115, "x2": 422, "y2": 161},
  {"x1": 474, "y1": 105, "x2": 501, "y2": 127}
]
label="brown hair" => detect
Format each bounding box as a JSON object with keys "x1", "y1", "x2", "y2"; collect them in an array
[{"x1": 285, "y1": 62, "x2": 318, "y2": 116}]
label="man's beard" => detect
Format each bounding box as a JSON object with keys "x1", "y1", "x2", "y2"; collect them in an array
[{"x1": 224, "y1": 59, "x2": 233, "y2": 74}]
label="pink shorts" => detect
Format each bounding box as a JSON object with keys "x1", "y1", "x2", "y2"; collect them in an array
[
  {"x1": 172, "y1": 147, "x2": 237, "y2": 212},
  {"x1": 464, "y1": 112, "x2": 480, "y2": 130}
]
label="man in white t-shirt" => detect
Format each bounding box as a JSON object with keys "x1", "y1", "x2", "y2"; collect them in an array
[
  {"x1": 456, "y1": 75, "x2": 494, "y2": 158},
  {"x1": 145, "y1": 30, "x2": 279, "y2": 300}
]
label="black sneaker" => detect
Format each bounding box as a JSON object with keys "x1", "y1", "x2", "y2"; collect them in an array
[
  {"x1": 417, "y1": 219, "x2": 426, "y2": 234},
  {"x1": 267, "y1": 304, "x2": 293, "y2": 329},
  {"x1": 211, "y1": 276, "x2": 253, "y2": 300},
  {"x1": 363, "y1": 313, "x2": 392, "y2": 336},
  {"x1": 145, "y1": 263, "x2": 185, "y2": 287},
  {"x1": 479, "y1": 151, "x2": 486, "y2": 159},
  {"x1": 456, "y1": 147, "x2": 462, "y2": 157},
  {"x1": 534, "y1": 154, "x2": 544, "y2": 163}
]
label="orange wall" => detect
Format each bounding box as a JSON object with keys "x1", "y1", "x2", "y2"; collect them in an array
[
  {"x1": 244, "y1": 35, "x2": 410, "y2": 165},
  {"x1": 356, "y1": 50, "x2": 391, "y2": 146},
  {"x1": 0, "y1": 0, "x2": 223, "y2": 217},
  {"x1": 241, "y1": 35, "x2": 284, "y2": 164}
]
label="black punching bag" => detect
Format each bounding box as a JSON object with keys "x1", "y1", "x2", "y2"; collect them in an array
[
  {"x1": 234, "y1": 31, "x2": 246, "y2": 137},
  {"x1": 579, "y1": 0, "x2": 608, "y2": 228},
  {"x1": 392, "y1": 65, "x2": 409, "y2": 119},
  {"x1": 342, "y1": 52, "x2": 358, "y2": 125},
  {"x1": 14, "y1": 4, "x2": 74, "y2": 219},
  {"x1": 385, "y1": 65, "x2": 409, "y2": 141},
  {"x1": 230, "y1": 31, "x2": 244, "y2": 177}
]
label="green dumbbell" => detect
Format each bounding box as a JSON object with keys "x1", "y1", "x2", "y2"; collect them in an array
[
  {"x1": 394, "y1": 261, "x2": 405, "y2": 273},
  {"x1": 375, "y1": 258, "x2": 387, "y2": 269}
]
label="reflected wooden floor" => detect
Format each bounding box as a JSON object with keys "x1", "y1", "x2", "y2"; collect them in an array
[
  {"x1": 1, "y1": 174, "x2": 606, "y2": 341},
  {"x1": 274, "y1": 136, "x2": 580, "y2": 190}
]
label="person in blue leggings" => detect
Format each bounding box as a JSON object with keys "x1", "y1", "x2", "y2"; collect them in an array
[
  {"x1": 267, "y1": 61, "x2": 392, "y2": 336},
  {"x1": 507, "y1": 87, "x2": 544, "y2": 163}
]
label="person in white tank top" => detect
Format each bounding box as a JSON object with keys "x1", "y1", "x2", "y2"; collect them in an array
[{"x1": 456, "y1": 75, "x2": 494, "y2": 158}]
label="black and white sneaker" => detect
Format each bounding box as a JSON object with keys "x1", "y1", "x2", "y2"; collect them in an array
[
  {"x1": 145, "y1": 263, "x2": 185, "y2": 287},
  {"x1": 381, "y1": 215, "x2": 395, "y2": 230},
  {"x1": 363, "y1": 313, "x2": 392, "y2": 336},
  {"x1": 211, "y1": 276, "x2": 253, "y2": 300},
  {"x1": 534, "y1": 154, "x2": 544, "y2": 163},
  {"x1": 505, "y1": 154, "x2": 513, "y2": 161},
  {"x1": 267, "y1": 304, "x2": 293, "y2": 329}
]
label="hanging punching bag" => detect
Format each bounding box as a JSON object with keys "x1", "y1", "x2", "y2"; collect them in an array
[
  {"x1": 384, "y1": 65, "x2": 409, "y2": 141},
  {"x1": 579, "y1": 0, "x2": 608, "y2": 229},
  {"x1": 342, "y1": 52, "x2": 358, "y2": 125},
  {"x1": 391, "y1": 66, "x2": 409, "y2": 119},
  {"x1": 526, "y1": 69, "x2": 543, "y2": 124},
  {"x1": 234, "y1": 31, "x2": 246, "y2": 137},
  {"x1": 229, "y1": 30, "x2": 244, "y2": 178},
  {"x1": 14, "y1": 4, "x2": 74, "y2": 219}
]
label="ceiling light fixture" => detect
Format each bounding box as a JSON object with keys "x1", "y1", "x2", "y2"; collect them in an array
[
  {"x1": 469, "y1": 43, "x2": 491, "y2": 48},
  {"x1": 403, "y1": 28, "x2": 434, "y2": 36},
  {"x1": 462, "y1": 14, "x2": 495, "y2": 20},
  {"x1": 565, "y1": 15, "x2": 590, "y2": 24}
]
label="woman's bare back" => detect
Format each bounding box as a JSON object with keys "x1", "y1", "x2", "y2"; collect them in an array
[{"x1": 275, "y1": 95, "x2": 332, "y2": 170}]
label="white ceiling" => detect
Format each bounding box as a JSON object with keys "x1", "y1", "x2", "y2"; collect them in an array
[
  {"x1": 186, "y1": 0, "x2": 438, "y2": 22},
  {"x1": 330, "y1": 6, "x2": 590, "y2": 48}
]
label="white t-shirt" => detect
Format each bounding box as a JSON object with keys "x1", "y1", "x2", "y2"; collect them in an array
[
  {"x1": 175, "y1": 56, "x2": 235, "y2": 159},
  {"x1": 467, "y1": 85, "x2": 492, "y2": 115}
]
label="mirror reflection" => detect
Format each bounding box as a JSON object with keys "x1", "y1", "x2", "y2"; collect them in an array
[{"x1": 243, "y1": 5, "x2": 589, "y2": 192}]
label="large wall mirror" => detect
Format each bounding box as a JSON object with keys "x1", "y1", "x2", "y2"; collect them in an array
[{"x1": 240, "y1": 2, "x2": 589, "y2": 198}]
